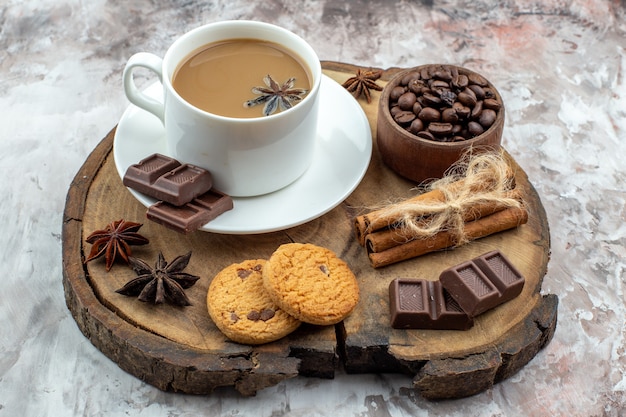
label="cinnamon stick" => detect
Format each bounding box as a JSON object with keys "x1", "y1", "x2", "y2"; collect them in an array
[
  {"x1": 364, "y1": 190, "x2": 523, "y2": 253},
  {"x1": 355, "y1": 186, "x2": 450, "y2": 246},
  {"x1": 354, "y1": 171, "x2": 515, "y2": 246},
  {"x1": 367, "y1": 206, "x2": 528, "y2": 268}
]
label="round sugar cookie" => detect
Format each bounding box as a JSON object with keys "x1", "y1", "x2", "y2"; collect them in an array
[
  {"x1": 263, "y1": 243, "x2": 360, "y2": 325},
  {"x1": 207, "y1": 259, "x2": 301, "y2": 345}
]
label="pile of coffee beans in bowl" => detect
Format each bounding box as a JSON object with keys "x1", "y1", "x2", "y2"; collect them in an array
[{"x1": 387, "y1": 64, "x2": 503, "y2": 142}]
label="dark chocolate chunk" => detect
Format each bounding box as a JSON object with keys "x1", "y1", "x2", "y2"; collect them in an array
[
  {"x1": 389, "y1": 278, "x2": 473, "y2": 330},
  {"x1": 146, "y1": 189, "x2": 234, "y2": 234},
  {"x1": 151, "y1": 164, "x2": 213, "y2": 206},
  {"x1": 247, "y1": 310, "x2": 261, "y2": 321},
  {"x1": 230, "y1": 312, "x2": 239, "y2": 323},
  {"x1": 472, "y1": 250, "x2": 525, "y2": 304},
  {"x1": 439, "y1": 261, "x2": 499, "y2": 317},
  {"x1": 123, "y1": 153, "x2": 181, "y2": 188},
  {"x1": 123, "y1": 153, "x2": 213, "y2": 206},
  {"x1": 259, "y1": 308, "x2": 275, "y2": 321},
  {"x1": 237, "y1": 269, "x2": 252, "y2": 279},
  {"x1": 439, "y1": 250, "x2": 524, "y2": 317}
]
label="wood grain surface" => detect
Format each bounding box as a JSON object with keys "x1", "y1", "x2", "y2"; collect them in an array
[{"x1": 62, "y1": 62, "x2": 557, "y2": 399}]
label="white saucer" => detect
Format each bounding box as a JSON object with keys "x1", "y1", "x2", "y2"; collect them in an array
[{"x1": 113, "y1": 75, "x2": 372, "y2": 234}]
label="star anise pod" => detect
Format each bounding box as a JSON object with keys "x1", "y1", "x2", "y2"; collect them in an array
[
  {"x1": 116, "y1": 252, "x2": 200, "y2": 306},
  {"x1": 84, "y1": 219, "x2": 149, "y2": 271},
  {"x1": 244, "y1": 74, "x2": 308, "y2": 116},
  {"x1": 342, "y1": 68, "x2": 383, "y2": 103}
]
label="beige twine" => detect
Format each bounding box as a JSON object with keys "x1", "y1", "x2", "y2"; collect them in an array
[{"x1": 379, "y1": 149, "x2": 523, "y2": 246}]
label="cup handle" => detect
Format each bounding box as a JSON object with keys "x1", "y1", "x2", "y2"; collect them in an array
[{"x1": 123, "y1": 52, "x2": 165, "y2": 123}]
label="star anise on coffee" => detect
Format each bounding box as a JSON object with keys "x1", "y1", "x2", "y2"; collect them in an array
[
  {"x1": 342, "y1": 68, "x2": 383, "y2": 103},
  {"x1": 116, "y1": 252, "x2": 200, "y2": 306},
  {"x1": 84, "y1": 219, "x2": 149, "y2": 271},
  {"x1": 244, "y1": 74, "x2": 308, "y2": 116}
]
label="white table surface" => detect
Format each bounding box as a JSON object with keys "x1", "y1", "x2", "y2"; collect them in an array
[{"x1": 2, "y1": 1, "x2": 625, "y2": 416}]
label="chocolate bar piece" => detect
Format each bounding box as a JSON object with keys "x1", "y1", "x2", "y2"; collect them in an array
[
  {"x1": 439, "y1": 250, "x2": 524, "y2": 317},
  {"x1": 473, "y1": 250, "x2": 525, "y2": 303},
  {"x1": 146, "y1": 189, "x2": 234, "y2": 234},
  {"x1": 123, "y1": 153, "x2": 213, "y2": 206},
  {"x1": 389, "y1": 278, "x2": 473, "y2": 330},
  {"x1": 123, "y1": 153, "x2": 181, "y2": 187}
]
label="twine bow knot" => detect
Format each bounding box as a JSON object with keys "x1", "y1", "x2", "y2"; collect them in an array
[{"x1": 380, "y1": 149, "x2": 523, "y2": 246}]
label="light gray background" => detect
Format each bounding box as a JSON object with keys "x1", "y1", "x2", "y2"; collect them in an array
[{"x1": 1, "y1": 1, "x2": 625, "y2": 415}]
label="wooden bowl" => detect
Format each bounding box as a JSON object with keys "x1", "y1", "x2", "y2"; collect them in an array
[{"x1": 377, "y1": 64, "x2": 505, "y2": 184}]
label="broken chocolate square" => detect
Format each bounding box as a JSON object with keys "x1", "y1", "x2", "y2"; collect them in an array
[
  {"x1": 146, "y1": 189, "x2": 233, "y2": 234},
  {"x1": 439, "y1": 250, "x2": 525, "y2": 317},
  {"x1": 389, "y1": 278, "x2": 473, "y2": 330},
  {"x1": 123, "y1": 153, "x2": 213, "y2": 206}
]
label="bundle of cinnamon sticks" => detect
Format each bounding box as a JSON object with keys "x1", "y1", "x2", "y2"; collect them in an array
[{"x1": 354, "y1": 151, "x2": 528, "y2": 268}]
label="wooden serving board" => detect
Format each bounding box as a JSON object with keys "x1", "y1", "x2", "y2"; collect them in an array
[{"x1": 62, "y1": 62, "x2": 557, "y2": 400}]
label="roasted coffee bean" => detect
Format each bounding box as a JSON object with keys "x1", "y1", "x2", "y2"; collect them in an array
[
  {"x1": 428, "y1": 122, "x2": 454, "y2": 136},
  {"x1": 432, "y1": 67, "x2": 452, "y2": 81},
  {"x1": 407, "y1": 79, "x2": 428, "y2": 94},
  {"x1": 468, "y1": 121, "x2": 485, "y2": 136},
  {"x1": 408, "y1": 79, "x2": 427, "y2": 94},
  {"x1": 418, "y1": 107, "x2": 440, "y2": 122},
  {"x1": 422, "y1": 92, "x2": 442, "y2": 106},
  {"x1": 390, "y1": 105, "x2": 402, "y2": 117},
  {"x1": 398, "y1": 92, "x2": 417, "y2": 110},
  {"x1": 417, "y1": 130, "x2": 436, "y2": 141},
  {"x1": 468, "y1": 84, "x2": 486, "y2": 100},
  {"x1": 457, "y1": 88, "x2": 477, "y2": 107},
  {"x1": 408, "y1": 118, "x2": 425, "y2": 134},
  {"x1": 453, "y1": 102, "x2": 471, "y2": 119},
  {"x1": 484, "y1": 88, "x2": 496, "y2": 99},
  {"x1": 390, "y1": 86, "x2": 407, "y2": 101},
  {"x1": 471, "y1": 100, "x2": 483, "y2": 119},
  {"x1": 442, "y1": 107, "x2": 459, "y2": 123},
  {"x1": 412, "y1": 102, "x2": 423, "y2": 115},
  {"x1": 468, "y1": 73, "x2": 488, "y2": 86},
  {"x1": 483, "y1": 98, "x2": 501, "y2": 111},
  {"x1": 452, "y1": 74, "x2": 469, "y2": 89},
  {"x1": 401, "y1": 71, "x2": 420, "y2": 85},
  {"x1": 431, "y1": 80, "x2": 450, "y2": 91},
  {"x1": 394, "y1": 110, "x2": 416, "y2": 124},
  {"x1": 478, "y1": 109, "x2": 497, "y2": 127}
]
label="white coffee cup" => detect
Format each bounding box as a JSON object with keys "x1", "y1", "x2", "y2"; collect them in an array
[{"x1": 122, "y1": 21, "x2": 321, "y2": 197}]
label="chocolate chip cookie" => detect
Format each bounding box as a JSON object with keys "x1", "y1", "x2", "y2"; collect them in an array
[
  {"x1": 263, "y1": 243, "x2": 360, "y2": 325},
  {"x1": 207, "y1": 259, "x2": 301, "y2": 345}
]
